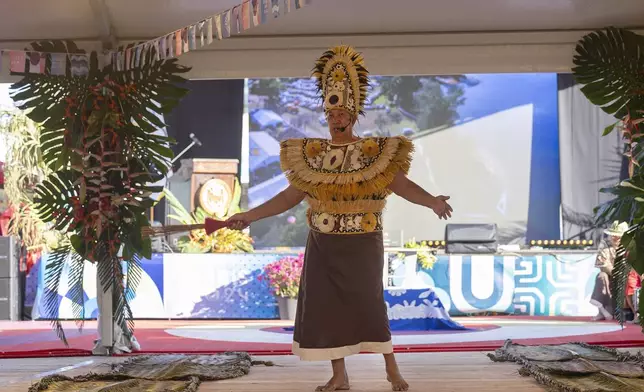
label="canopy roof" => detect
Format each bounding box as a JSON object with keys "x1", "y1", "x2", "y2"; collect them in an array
[{"x1": 1, "y1": 0, "x2": 644, "y2": 79}]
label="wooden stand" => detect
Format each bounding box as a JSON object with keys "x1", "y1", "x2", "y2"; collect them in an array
[
  {"x1": 166, "y1": 159, "x2": 239, "y2": 225},
  {"x1": 190, "y1": 159, "x2": 239, "y2": 216}
]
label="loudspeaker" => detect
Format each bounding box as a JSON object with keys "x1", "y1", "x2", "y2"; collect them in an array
[
  {"x1": 0, "y1": 236, "x2": 20, "y2": 320},
  {"x1": 445, "y1": 223, "x2": 498, "y2": 254}
]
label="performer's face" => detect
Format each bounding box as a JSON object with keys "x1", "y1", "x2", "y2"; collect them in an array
[
  {"x1": 609, "y1": 234, "x2": 621, "y2": 247},
  {"x1": 326, "y1": 109, "x2": 354, "y2": 136},
  {"x1": 327, "y1": 109, "x2": 354, "y2": 136}
]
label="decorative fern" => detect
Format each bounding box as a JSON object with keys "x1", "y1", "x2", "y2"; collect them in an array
[{"x1": 11, "y1": 40, "x2": 191, "y2": 345}]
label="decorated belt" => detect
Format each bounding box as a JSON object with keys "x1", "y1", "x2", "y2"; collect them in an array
[{"x1": 308, "y1": 210, "x2": 383, "y2": 235}]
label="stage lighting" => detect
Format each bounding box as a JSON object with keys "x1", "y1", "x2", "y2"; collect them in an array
[{"x1": 528, "y1": 238, "x2": 594, "y2": 249}]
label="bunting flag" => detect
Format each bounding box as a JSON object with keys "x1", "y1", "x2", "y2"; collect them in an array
[
  {"x1": 222, "y1": 10, "x2": 232, "y2": 38},
  {"x1": 0, "y1": 0, "x2": 311, "y2": 75},
  {"x1": 251, "y1": 0, "x2": 261, "y2": 26}
]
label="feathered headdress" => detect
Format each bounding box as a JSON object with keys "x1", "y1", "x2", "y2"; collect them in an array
[{"x1": 312, "y1": 45, "x2": 370, "y2": 117}]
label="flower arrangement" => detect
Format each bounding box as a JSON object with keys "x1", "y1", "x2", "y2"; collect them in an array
[
  {"x1": 398, "y1": 239, "x2": 438, "y2": 270},
  {"x1": 261, "y1": 253, "x2": 304, "y2": 299},
  {"x1": 11, "y1": 40, "x2": 190, "y2": 344}
]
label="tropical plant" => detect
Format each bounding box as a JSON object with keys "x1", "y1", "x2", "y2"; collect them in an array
[
  {"x1": 0, "y1": 110, "x2": 65, "y2": 260},
  {"x1": 164, "y1": 180, "x2": 254, "y2": 253},
  {"x1": 572, "y1": 27, "x2": 644, "y2": 326},
  {"x1": 10, "y1": 40, "x2": 190, "y2": 344},
  {"x1": 260, "y1": 253, "x2": 304, "y2": 298},
  {"x1": 397, "y1": 239, "x2": 438, "y2": 270},
  {"x1": 397, "y1": 239, "x2": 438, "y2": 269}
]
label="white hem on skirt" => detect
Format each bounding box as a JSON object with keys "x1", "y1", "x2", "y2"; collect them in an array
[{"x1": 292, "y1": 340, "x2": 393, "y2": 361}]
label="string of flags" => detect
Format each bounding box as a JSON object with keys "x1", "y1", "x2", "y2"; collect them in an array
[{"x1": 0, "y1": 0, "x2": 311, "y2": 76}]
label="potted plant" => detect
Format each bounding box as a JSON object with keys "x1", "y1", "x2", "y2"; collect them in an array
[
  {"x1": 260, "y1": 253, "x2": 304, "y2": 320},
  {"x1": 572, "y1": 27, "x2": 644, "y2": 325}
]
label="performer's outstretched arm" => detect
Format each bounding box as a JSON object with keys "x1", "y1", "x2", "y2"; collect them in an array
[
  {"x1": 227, "y1": 185, "x2": 305, "y2": 229},
  {"x1": 388, "y1": 171, "x2": 453, "y2": 220}
]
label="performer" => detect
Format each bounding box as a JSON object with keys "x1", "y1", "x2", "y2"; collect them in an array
[
  {"x1": 228, "y1": 45, "x2": 452, "y2": 391},
  {"x1": 590, "y1": 221, "x2": 626, "y2": 321}
]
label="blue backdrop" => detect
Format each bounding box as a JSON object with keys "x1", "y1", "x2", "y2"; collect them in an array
[{"x1": 458, "y1": 74, "x2": 561, "y2": 240}]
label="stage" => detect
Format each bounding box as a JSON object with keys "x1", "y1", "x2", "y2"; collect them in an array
[{"x1": 0, "y1": 316, "x2": 641, "y2": 359}]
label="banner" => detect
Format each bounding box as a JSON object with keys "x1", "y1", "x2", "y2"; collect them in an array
[{"x1": 32, "y1": 251, "x2": 601, "y2": 320}]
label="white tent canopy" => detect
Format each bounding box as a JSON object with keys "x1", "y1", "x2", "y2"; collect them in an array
[{"x1": 1, "y1": 0, "x2": 644, "y2": 78}]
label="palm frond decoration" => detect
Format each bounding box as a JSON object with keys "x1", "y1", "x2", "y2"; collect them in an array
[
  {"x1": 573, "y1": 27, "x2": 644, "y2": 122},
  {"x1": 611, "y1": 244, "x2": 630, "y2": 325},
  {"x1": 12, "y1": 40, "x2": 191, "y2": 344},
  {"x1": 41, "y1": 243, "x2": 73, "y2": 343},
  {"x1": 574, "y1": 27, "x2": 644, "y2": 328}
]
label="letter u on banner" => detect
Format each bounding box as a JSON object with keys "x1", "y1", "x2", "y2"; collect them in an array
[{"x1": 448, "y1": 254, "x2": 515, "y2": 313}]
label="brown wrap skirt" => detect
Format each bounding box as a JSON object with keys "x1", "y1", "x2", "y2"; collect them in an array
[{"x1": 292, "y1": 230, "x2": 393, "y2": 361}]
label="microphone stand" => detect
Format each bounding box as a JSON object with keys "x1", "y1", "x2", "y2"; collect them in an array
[
  {"x1": 150, "y1": 133, "x2": 202, "y2": 222},
  {"x1": 172, "y1": 133, "x2": 203, "y2": 165}
]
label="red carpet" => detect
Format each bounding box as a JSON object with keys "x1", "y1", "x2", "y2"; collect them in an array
[{"x1": 0, "y1": 317, "x2": 641, "y2": 359}]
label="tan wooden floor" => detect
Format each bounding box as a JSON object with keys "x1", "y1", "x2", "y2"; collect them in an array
[{"x1": 0, "y1": 351, "x2": 548, "y2": 392}]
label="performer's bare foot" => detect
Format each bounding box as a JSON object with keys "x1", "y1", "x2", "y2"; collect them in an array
[
  {"x1": 384, "y1": 353, "x2": 409, "y2": 391},
  {"x1": 316, "y1": 359, "x2": 350, "y2": 391},
  {"x1": 315, "y1": 374, "x2": 350, "y2": 391},
  {"x1": 387, "y1": 373, "x2": 409, "y2": 391}
]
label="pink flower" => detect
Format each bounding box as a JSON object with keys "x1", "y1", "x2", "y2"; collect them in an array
[{"x1": 260, "y1": 254, "x2": 304, "y2": 298}]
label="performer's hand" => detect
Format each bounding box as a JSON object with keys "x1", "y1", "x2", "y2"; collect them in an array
[
  {"x1": 226, "y1": 212, "x2": 253, "y2": 230},
  {"x1": 430, "y1": 195, "x2": 453, "y2": 220}
]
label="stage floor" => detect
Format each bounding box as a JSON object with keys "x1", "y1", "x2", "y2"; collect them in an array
[
  {"x1": 2, "y1": 347, "x2": 643, "y2": 392},
  {"x1": 0, "y1": 351, "x2": 577, "y2": 391},
  {"x1": 0, "y1": 316, "x2": 642, "y2": 358}
]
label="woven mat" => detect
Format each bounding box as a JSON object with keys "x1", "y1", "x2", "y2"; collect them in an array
[
  {"x1": 28, "y1": 352, "x2": 252, "y2": 392},
  {"x1": 488, "y1": 339, "x2": 644, "y2": 392},
  {"x1": 110, "y1": 353, "x2": 252, "y2": 380},
  {"x1": 27, "y1": 374, "x2": 199, "y2": 392}
]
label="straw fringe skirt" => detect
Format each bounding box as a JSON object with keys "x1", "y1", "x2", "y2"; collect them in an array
[{"x1": 292, "y1": 230, "x2": 393, "y2": 361}]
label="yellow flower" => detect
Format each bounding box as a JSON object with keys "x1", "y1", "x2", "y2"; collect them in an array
[
  {"x1": 331, "y1": 69, "x2": 346, "y2": 82},
  {"x1": 361, "y1": 213, "x2": 377, "y2": 232},
  {"x1": 305, "y1": 141, "x2": 323, "y2": 158},
  {"x1": 361, "y1": 138, "x2": 379, "y2": 158}
]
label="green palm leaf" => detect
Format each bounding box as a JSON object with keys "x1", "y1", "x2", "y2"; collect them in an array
[
  {"x1": 612, "y1": 244, "x2": 630, "y2": 325},
  {"x1": 10, "y1": 42, "x2": 95, "y2": 171},
  {"x1": 613, "y1": 225, "x2": 644, "y2": 327},
  {"x1": 163, "y1": 189, "x2": 195, "y2": 224},
  {"x1": 33, "y1": 170, "x2": 79, "y2": 231},
  {"x1": 42, "y1": 245, "x2": 72, "y2": 344},
  {"x1": 572, "y1": 27, "x2": 644, "y2": 121},
  {"x1": 65, "y1": 252, "x2": 86, "y2": 332}
]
